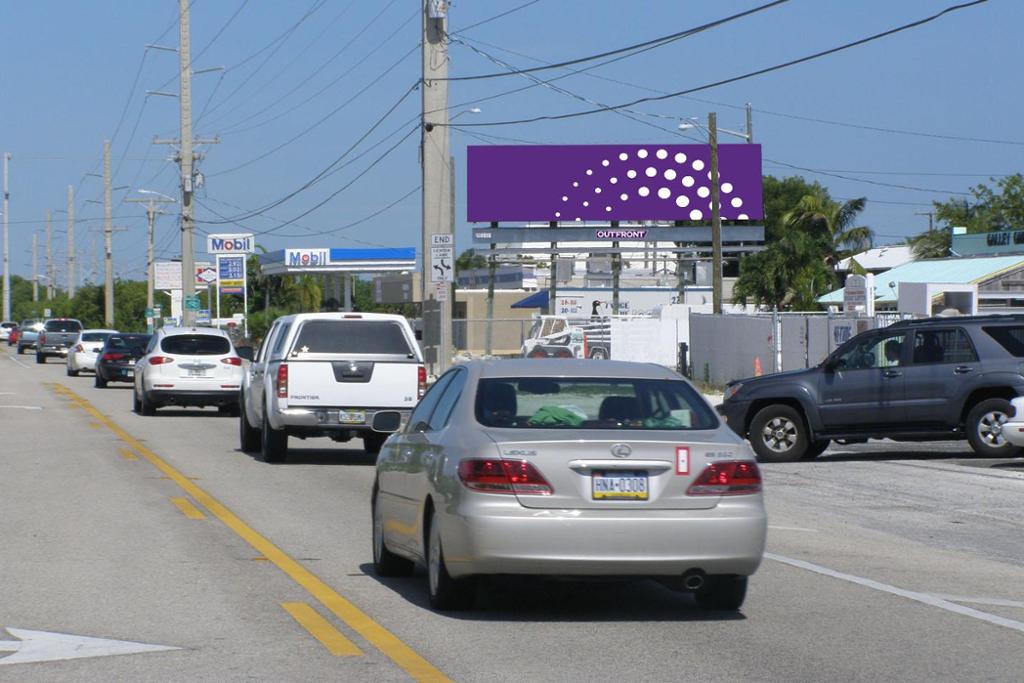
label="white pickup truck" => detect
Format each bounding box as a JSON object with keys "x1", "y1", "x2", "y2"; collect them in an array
[{"x1": 239, "y1": 312, "x2": 425, "y2": 463}]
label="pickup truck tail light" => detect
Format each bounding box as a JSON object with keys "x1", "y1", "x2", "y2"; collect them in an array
[
  {"x1": 39, "y1": 333, "x2": 46, "y2": 345},
  {"x1": 221, "y1": 357, "x2": 242, "y2": 366},
  {"x1": 687, "y1": 461, "x2": 762, "y2": 496},
  {"x1": 276, "y1": 364, "x2": 289, "y2": 399},
  {"x1": 457, "y1": 459, "x2": 553, "y2": 495},
  {"x1": 418, "y1": 365, "x2": 426, "y2": 399},
  {"x1": 149, "y1": 356, "x2": 174, "y2": 365}
]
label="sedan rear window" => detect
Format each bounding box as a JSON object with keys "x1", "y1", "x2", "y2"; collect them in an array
[
  {"x1": 161, "y1": 334, "x2": 231, "y2": 356},
  {"x1": 291, "y1": 320, "x2": 414, "y2": 356},
  {"x1": 81, "y1": 332, "x2": 113, "y2": 342},
  {"x1": 107, "y1": 335, "x2": 151, "y2": 352},
  {"x1": 45, "y1": 320, "x2": 82, "y2": 332},
  {"x1": 476, "y1": 377, "x2": 718, "y2": 430},
  {"x1": 983, "y1": 325, "x2": 1024, "y2": 357}
]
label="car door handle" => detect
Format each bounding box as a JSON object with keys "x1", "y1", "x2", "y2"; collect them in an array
[
  {"x1": 882, "y1": 369, "x2": 902, "y2": 378},
  {"x1": 954, "y1": 366, "x2": 974, "y2": 374}
]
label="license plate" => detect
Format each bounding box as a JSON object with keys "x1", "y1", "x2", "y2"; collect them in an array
[
  {"x1": 592, "y1": 471, "x2": 649, "y2": 500},
  {"x1": 188, "y1": 368, "x2": 207, "y2": 377},
  {"x1": 121, "y1": 369, "x2": 133, "y2": 377},
  {"x1": 338, "y1": 410, "x2": 365, "y2": 424}
]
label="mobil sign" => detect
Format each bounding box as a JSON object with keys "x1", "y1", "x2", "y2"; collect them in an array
[
  {"x1": 207, "y1": 233, "x2": 254, "y2": 254},
  {"x1": 286, "y1": 249, "x2": 330, "y2": 268}
]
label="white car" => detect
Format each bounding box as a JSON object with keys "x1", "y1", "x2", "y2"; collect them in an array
[
  {"x1": 133, "y1": 326, "x2": 246, "y2": 416},
  {"x1": 1001, "y1": 396, "x2": 1024, "y2": 448},
  {"x1": 0, "y1": 321, "x2": 16, "y2": 342},
  {"x1": 66, "y1": 329, "x2": 118, "y2": 376}
]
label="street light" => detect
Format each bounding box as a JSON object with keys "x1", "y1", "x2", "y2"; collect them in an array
[
  {"x1": 678, "y1": 118, "x2": 752, "y2": 142},
  {"x1": 131, "y1": 189, "x2": 177, "y2": 333},
  {"x1": 137, "y1": 188, "x2": 177, "y2": 202}
]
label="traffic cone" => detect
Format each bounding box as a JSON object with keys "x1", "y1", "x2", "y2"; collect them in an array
[{"x1": 754, "y1": 357, "x2": 762, "y2": 376}]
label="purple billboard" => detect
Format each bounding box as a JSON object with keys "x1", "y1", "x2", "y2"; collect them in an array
[{"x1": 467, "y1": 144, "x2": 763, "y2": 223}]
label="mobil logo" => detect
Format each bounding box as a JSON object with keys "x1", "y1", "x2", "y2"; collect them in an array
[
  {"x1": 287, "y1": 249, "x2": 330, "y2": 267},
  {"x1": 207, "y1": 233, "x2": 254, "y2": 254}
]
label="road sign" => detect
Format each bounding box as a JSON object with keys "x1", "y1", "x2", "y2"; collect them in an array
[
  {"x1": 431, "y1": 234, "x2": 453, "y2": 246},
  {"x1": 43, "y1": 308, "x2": 51, "y2": 317},
  {"x1": 430, "y1": 245, "x2": 454, "y2": 283},
  {"x1": 144, "y1": 308, "x2": 154, "y2": 318},
  {"x1": 432, "y1": 281, "x2": 449, "y2": 301},
  {"x1": 184, "y1": 295, "x2": 201, "y2": 311},
  {"x1": 0, "y1": 627, "x2": 179, "y2": 666},
  {"x1": 196, "y1": 309, "x2": 211, "y2": 324},
  {"x1": 154, "y1": 261, "x2": 182, "y2": 290},
  {"x1": 196, "y1": 266, "x2": 218, "y2": 285}
]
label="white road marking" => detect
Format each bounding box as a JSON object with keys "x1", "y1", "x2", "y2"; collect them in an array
[
  {"x1": 768, "y1": 525, "x2": 818, "y2": 533},
  {"x1": 928, "y1": 594, "x2": 1024, "y2": 609},
  {"x1": 0, "y1": 627, "x2": 179, "y2": 665},
  {"x1": 765, "y1": 553, "x2": 1024, "y2": 635},
  {"x1": 0, "y1": 405, "x2": 43, "y2": 411},
  {"x1": 8, "y1": 357, "x2": 30, "y2": 369}
]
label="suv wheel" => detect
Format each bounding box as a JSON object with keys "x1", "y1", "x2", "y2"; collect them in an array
[
  {"x1": 966, "y1": 398, "x2": 1020, "y2": 457},
  {"x1": 239, "y1": 400, "x2": 261, "y2": 453},
  {"x1": 35, "y1": 352, "x2": 45, "y2": 364},
  {"x1": 261, "y1": 412, "x2": 288, "y2": 463},
  {"x1": 749, "y1": 405, "x2": 808, "y2": 462}
]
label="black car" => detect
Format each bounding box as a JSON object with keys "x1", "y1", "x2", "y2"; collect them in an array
[
  {"x1": 719, "y1": 314, "x2": 1024, "y2": 462},
  {"x1": 95, "y1": 334, "x2": 152, "y2": 388}
]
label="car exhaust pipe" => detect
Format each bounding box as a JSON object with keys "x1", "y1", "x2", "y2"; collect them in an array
[{"x1": 682, "y1": 569, "x2": 706, "y2": 591}]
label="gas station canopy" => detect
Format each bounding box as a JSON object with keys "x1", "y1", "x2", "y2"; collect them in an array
[{"x1": 258, "y1": 247, "x2": 416, "y2": 275}]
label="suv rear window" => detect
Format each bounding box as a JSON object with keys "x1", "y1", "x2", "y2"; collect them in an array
[
  {"x1": 983, "y1": 326, "x2": 1024, "y2": 356},
  {"x1": 291, "y1": 320, "x2": 414, "y2": 356},
  {"x1": 45, "y1": 320, "x2": 82, "y2": 332},
  {"x1": 161, "y1": 334, "x2": 231, "y2": 356}
]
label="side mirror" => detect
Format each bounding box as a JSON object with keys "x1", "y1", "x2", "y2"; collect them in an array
[
  {"x1": 372, "y1": 410, "x2": 403, "y2": 433},
  {"x1": 411, "y1": 420, "x2": 430, "y2": 434},
  {"x1": 236, "y1": 346, "x2": 255, "y2": 362}
]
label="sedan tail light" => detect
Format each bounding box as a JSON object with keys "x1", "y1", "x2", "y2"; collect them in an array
[
  {"x1": 457, "y1": 459, "x2": 553, "y2": 495},
  {"x1": 221, "y1": 357, "x2": 242, "y2": 366},
  {"x1": 102, "y1": 352, "x2": 126, "y2": 361},
  {"x1": 417, "y1": 365, "x2": 426, "y2": 399},
  {"x1": 276, "y1": 364, "x2": 288, "y2": 399},
  {"x1": 687, "y1": 461, "x2": 762, "y2": 496},
  {"x1": 149, "y1": 356, "x2": 175, "y2": 365}
]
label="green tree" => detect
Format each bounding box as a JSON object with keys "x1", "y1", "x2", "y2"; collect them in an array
[{"x1": 456, "y1": 249, "x2": 486, "y2": 273}]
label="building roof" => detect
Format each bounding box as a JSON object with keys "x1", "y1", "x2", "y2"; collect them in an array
[
  {"x1": 818, "y1": 255, "x2": 1024, "y2": 304},
  {"x1": 836, "y1": 245, "x2": 914, "y2": 272}
]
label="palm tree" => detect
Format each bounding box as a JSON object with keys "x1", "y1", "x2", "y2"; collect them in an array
[
  {"x1": 907, "y1": 228, "x2": 951, "y2": 259},
  {"x1": 781, "y1": 194, "x2": 873, "y2": 265}
]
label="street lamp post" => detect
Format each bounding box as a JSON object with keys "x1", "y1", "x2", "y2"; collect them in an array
[{"x1": 128, "y1": 189, "x2": 176, "y2": 333}]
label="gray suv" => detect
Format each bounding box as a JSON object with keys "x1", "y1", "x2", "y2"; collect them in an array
[{"x1": 719, "y1": 315, "x2": 1024, "y2": 461}]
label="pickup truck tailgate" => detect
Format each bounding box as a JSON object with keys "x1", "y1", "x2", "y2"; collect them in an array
[{"x1": 285, "y1": 360, "x2": 419, "y2": 409}]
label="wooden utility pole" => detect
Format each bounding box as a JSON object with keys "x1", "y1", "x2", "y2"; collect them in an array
[
  {"x1": 2, "y1": 153, "x2": 9, "y2": 321},
  {"x1": 46, "y1": 210, "x2": 53, "y2": 299},
  {"x1": 67, "y1": 185, "x2": 76, "y2": 299},
  {"x1": 32, "y1": 231, "x2": 38, "y2": 302},
  {"x1": 127, "y1": 195, "x2": 174, "y2": 329},
  {"x1": 178, "y1": 0, "x2": 196, "y2": 326},
  {"x1": 709, "y1": 112, "x2": 722, "y2": 315},
  {"x1": 103, "y1": 140, "x2": 114, "y2": 326}
]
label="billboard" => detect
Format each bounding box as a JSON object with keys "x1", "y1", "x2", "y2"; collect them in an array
[{"x1": 467, "y1": 144, "x2": 763, "y2": 223}]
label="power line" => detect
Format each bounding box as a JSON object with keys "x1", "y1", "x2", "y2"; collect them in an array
[
  {"x1": 441, "y1": 0, "x2": 791, "y2": 81},
  {"x1": 446, "y1": 0, "x2": 990, "y2": 127},
  {"x1": 766, "y1": 158, "x2": 973, "y2": 195},
  {"x1": 451, "y1": 0, "x2": 546, "y2": 35}
]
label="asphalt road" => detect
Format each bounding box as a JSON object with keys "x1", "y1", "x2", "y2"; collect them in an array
[{"x1": 2, "y1": 346, "x2": 1023, "y2": 682}]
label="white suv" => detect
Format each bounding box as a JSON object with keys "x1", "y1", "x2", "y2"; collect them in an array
[
  {"x1": 239, "y1": 312, "x2": 424, "y2": 462},
  {"x1": 133, "y1": 327, "x2": 246, "y2": 415}
]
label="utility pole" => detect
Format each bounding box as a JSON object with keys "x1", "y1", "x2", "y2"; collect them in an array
[
  {"x1": 103, "y1": 140, "x2": 115, "y2": 326},
  {"x1": 3, "y1": 152, "x2": 10, "y2": 322},
  {"x1": 46, "y1": 210, "x2": 53, "y2": 299},
  {"x1": 915, "y1": 211, "x2": 935, "y2": 232},
  {"x1": 421, "y1": 0, "x2": 452, "y2": 372},
  {"x1": 67, "y1": 185, "x2": 76, "y2": 299},
  {"x1": 91, "y1": 233, "x2": 99, "y2": 284},
  {"x1": 32, "y1": 232, "x2": 38, "y2": 302},
  {"x1": 127, "y1": 195, "x2": 174, "y2": 331},
  {"x1": 745, "y1": 103, "x2": 754, "y2": 144},
  {"x1": 709, "y1": 112, "x2": 723, "y2": 315}
]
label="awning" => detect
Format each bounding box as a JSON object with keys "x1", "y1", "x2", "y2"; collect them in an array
[{"x1": 511, "y1": 290, "x2": 549, "y2": 309}]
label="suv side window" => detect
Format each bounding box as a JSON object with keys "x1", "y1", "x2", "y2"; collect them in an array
[
  {"x1": 270, "y1": 322, "x2": 292, "y2": 360},
  {"x1": 912, "y1": 329, "x2": 977, "y2": 365},
  {"x1": 428, "y1": 370, "x2": 467, "y2": 431},
  {"x1": 407, "y1": 372, "x2": 455, "y2": 432},
  {"x1": 836, "y1": 332, "x2": 905, "y2": 370}
]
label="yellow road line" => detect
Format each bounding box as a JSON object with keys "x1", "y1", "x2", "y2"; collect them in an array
[
  {"x1": 171, "y1": 496, "x2": 206, "y2": 520},
  {"x1": 52, "y1": 383, "x2": 450, "y2": 683},
  {"x1": 118, "y1": 447, "x2": 139, "y2": 461},
  {"x1": 282, "y1": 602, "x2": 363, "y2": 657}
]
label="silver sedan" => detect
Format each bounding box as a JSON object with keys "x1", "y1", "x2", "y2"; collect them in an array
[{"x1": 372, "y1": 359, "x2": 767, "y2": 611}]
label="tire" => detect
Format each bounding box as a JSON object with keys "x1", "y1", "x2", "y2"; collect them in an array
[
  {"x1": 17, "y1": 345, "x2": 24, "y2": 355},
  {"x1": 67, "y1": 366, "x2": 79, "y2": 377},
  {"x1": 239, "y1": 403, "x2": 261, "y2": 453},
  {"x1": 363, "y1": 432, "x2": 387, "y2": 455},
  {"x1": 966, "y1": 398, "x2": 1021, "y2": 458},
  {"x1": 695, "y1": 575, "x2": 748, "y2": 611},
  {"x1": 371, "y1": 487, "x2": 414, "y2": 577},
  {"x1": 133, "y1": 389, "x2": 142, "y2": 414},
  {"x1": 219, "y1": 403, "x2": 240, "y2": 417},
  {"x1": 803, "y1": 439, "x2": 830, "y2": 460},
  {"x1": 36, "y1": 353, "x2": 45, "y2": 364},
  {"x1": 426, "y1": 509, "x2": 476, "y2": 611},
  {"x1": 589, "y1": 347, "x2": 609, "y2": 360},
  {"x1": 261, "y1": 412, "x2": 288, "y2": 463},
  {"x1": 95, "y1": 373, "x2": 107, "y2": 389},
  {"x1": 139, "y1": 389, "x2": 156, "y2": 416},
  {"x1": 748, "y1": 404, "x2": 808, "y2": 462}
]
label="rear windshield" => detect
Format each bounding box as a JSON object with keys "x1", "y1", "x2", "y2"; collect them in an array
[
  {"x1": 107, "y1": 335, "x2": 151, "y2": 352},
  {"x1": 45, "y1": 320, "x2": 82, "y2": 332},
  {"x1": 161, "y1": 334, "x2": 231, "y2": 356},
  {"x1": 1, "y1": 322, "x2": 16, "y2": 329},
  {"x1": 475, "y1": 377, "x2": 718, "y2": 430},
  {"x1": 82, "y1": 332, "x2": 113, "y2": 342},
  {"x1": 291, "y1": 320, "x2": 414, "y2": 356},
  {"x1": 984, "y1": 326, "x2": 1024, "y2": 357}
]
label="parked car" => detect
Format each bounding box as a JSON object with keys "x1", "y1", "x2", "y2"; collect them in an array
[
  {"x1": 0, "y1": 321, "x2": 17, "y2": 342},
  {"x1": 66, "y1": 329, "x2": 118, "y2": 376},
  {"x1": 372, "y1": 359, "x2": 766, "y2": 611},
  {"x1": 522, "y1": 315, "x2": 612, "y2": 360},
  {"x1": 1002, "y1": 396, "x2": 1024, "y2": 447},
  {"x1": 239, "y1": 312, "x2": 425, "y2": 462},
  {"x1": 16, "y1": 319, "x2": 44, "y2": 354},
  {"x1": 36, "y1": 318, "x2": 84, "y2": 363},
  {"x1": 133, "y1": 327, "x2": 245, "y2": 415},
  {"x1": 719, "y1": 314, "x2": 1024, "y2": 461},
  {"x1": 95, "y1": 334, "x2": 152, "y2": 388}
]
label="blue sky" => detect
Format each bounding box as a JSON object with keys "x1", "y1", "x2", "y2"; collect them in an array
[{"x1": 1, "y1": 0, "x2": 1020, "y2": 283}]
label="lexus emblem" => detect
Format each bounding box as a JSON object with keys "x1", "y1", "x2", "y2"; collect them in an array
[{"x1": 610, "y1": 443, "x2": 632, "y2": 458}]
